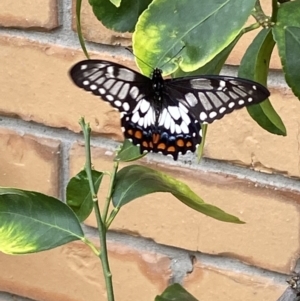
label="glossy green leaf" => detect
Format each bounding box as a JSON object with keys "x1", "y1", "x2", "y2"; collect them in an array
[
  {"x1": 0, "y1": 188, "x2": 84, "y2": 254},
  {"x1": 67, "y1": 170, "x2": 103, "y2": 222},
  {"x1": 115, "y1": 139, "x2": 147, "y2": 162},
  {"x1": 89, "y1": 0, "x2": 152, "y2": 32},
  {"x1": 112, "y1": 165, "x2": 244, "y2": 223},
  {"x1": 284, "y1": 26, "x2": 300, "y2": 99},
  {"x1": 174, "y1": 33, "x2": 242, "y2": 77},
  {"x1": 239, "y1": 28, "x2": 286, "y2": 136},
  {"x1": 133, "y1": 0, "x2": 256, "y2": 75},
  {"x1": 155, "y1": 284, "x2": 199, "y2": 301},
  {"x1": 273, "y1": 0, "x2": 300, "y2": 99}
]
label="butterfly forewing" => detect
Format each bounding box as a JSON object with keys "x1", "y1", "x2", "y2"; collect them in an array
[
  {"x1": 166, "y1": 76, "x2": 270, "y2": 124},
  {"x1": 70, "y1": 60, "x2": 152, "y2": 114},
  {"x1": 70, "y1": 59, "x2": 270, "y2": 160}
]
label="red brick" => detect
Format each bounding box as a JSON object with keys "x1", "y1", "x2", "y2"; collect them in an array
[{"x1": 0, "y1": 0, "x2": 58, "y2": 30}]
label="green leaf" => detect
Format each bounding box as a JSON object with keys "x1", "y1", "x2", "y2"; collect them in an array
[
  {"x1": 239, "y1": 28, "x2": 286, "y2": 136},
  {"x1": 133, "y1": 0, "x2": 256, "y2": 75},
  {"x1": 273, "y1": 0, "x2": 300, "y2": 99},
  {"x1": 89, "y1": 0, "x2": 152, "y2": 32},
  {"x1": 109, "y1": 0, "x2": 121, "y2": 7},
  {"x1": 155, "y1": 284, "x2": 199, "y2": 301},
  {"x1": 284, "y1": 26, "x2": 300, "y2": 99},
  {"x1": 112, "y1": 165, "x2": 244, "y2": 223},
  {"x1": 115, "y1": 139, "x2": 147, "y2": 162},
  {"x1": 0, "y1": 188, "x2": 84, "y2": 254},
  {"x1": 67, "y1": 170, "x2": 103, "y2": 222},
  {"x1": 174, "y1": 33, "x2": 242, "y2": 77}
]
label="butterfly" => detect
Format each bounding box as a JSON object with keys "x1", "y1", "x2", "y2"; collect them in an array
[{"x1": 70, "y1": 59, "x2": 270, "y2": 160}]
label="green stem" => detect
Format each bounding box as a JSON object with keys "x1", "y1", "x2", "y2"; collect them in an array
[
  {"x1": 106, "y1": 207, "x2": 121, "y2": 229},
  {"x1": 76, "y1": 0, "x2": 90, "y2": 59},
  {"x1": 271, "y1": 0, "x2": 279, "y2": 23},
  {"x1": 79, "y1": 118, "x2": 115, "y2": 301},
  {"x1": 242, "y1": 22, "x2": 260, "y2": 34},
  {"x1": 102, "y1": 161, "x2": 119, "y2": 225},
  {"x1": 252, "y1": 0, "x2": 271, "y2": 27},
  {"x1": 83, "y1": 237, "x2": 100, "y2": 256}
]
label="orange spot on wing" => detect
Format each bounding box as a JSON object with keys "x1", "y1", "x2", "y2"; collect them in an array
[
  {"x1": 142, "y1": 141, "x2": 148, "y2": 148},
  {"x1": 167, "y1": 146, "x2": 176, "y2": 152},
  {"x1": 157, "y1": 143, "x2": 166, "y2": 150},
  {"x1": 127, "y1": 129, "x2": 133, "y2": 135},
  {"x1": 134, "y1": 130, "x2": 143, "y2": 139},
  {"x1": 176, "y1": 139, "x2": 184, "y2": 147},
  {"x1": 186, "y1": 141, "x2": 192, "y2": 147},
  {"x1": 152, "y1": 133, "x2": 160, "y2": 144},
  {"x1": 149, "y1": 141, "x2": 153, "y2": 148}
]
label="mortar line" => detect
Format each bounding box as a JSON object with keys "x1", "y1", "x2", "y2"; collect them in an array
[
  {"x1": 83, "y1": 225, "x2": 292, "y2": 285},
  {"x1": 0, "y1": 115, "x2": 299, "y2": 193}
]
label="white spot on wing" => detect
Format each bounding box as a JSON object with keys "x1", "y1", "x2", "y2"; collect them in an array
[
  {"x1": 228, "y1": 102, "x2": 235, "y2": 108},
  {"x1": 219, "y1": 107, "x2": 226, "y2": 114},
  {"x1": 140, "y1": 100, "x2": 150, "y2": 114},
  {"x1": 181, "y1": 122, "x2": 189, "y2": 134},
  {"x1": 114, "y1": 100, "x2": 122, "y2": 107},
  {"x1": 199, "y1": 112, "x2": 207, "y2": 121},
  {"x1": 168, "y1": 106, "x2": 180, "y2": 120},
  {"x1": 209, "y1": 111, "x2": 217, "y2": 119},
  {"x1": 175, "y1": 124, "x2": 181, "y2": 134},
  {"x1": 129, "y1": 86, "x2": 139, "y2": 99},
  {"x1": 185, "y1": 93, "x2": 198, "y2": 107},
  {"x1": 123, "y1": 102, "x2": 130, "y2": 111},
  {"x1": 131, "y1": 111, "x2": 140, "y2": 123}
]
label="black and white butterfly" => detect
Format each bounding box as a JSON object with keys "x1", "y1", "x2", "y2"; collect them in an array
[{"x1": 70, "y1": 60, "x2": 270, "y2": 160}]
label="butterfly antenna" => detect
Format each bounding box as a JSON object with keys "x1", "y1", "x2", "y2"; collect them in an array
[
  {"x1": 125, "y1": 47, "x2": 154, "y2": 70},
  {"x1": 159, "y1": 45, "x2": 186, "y2": 69}
]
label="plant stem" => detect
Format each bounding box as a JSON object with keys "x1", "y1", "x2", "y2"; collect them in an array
[
  {"x1": 75, "y1": 0, "x2": 90, "y2": 59},
  {"x1": 79, "y1": 117, "x2": 115, "y2": 301},
  {"x1": 242, "y1": 22, "x2": 260, "y2": 34},
  {"x1": 271, "y1": 0, "x2": 279, "y2": 23},
  {"x1": 252, "y1": 0, "x2": 271, "y2": 27},
  {"x1": 102, "y1": 161, "x2": 119, "y2": 225}
]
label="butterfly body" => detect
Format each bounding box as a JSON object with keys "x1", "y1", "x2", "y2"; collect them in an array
[{"x1": 70, "y1": 59, "x2": 270, "y2": 160}]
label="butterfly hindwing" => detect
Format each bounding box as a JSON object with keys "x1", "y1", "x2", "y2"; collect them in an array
[{"x1": 120, "y1": 95, "x2": 201, "y2": 160}]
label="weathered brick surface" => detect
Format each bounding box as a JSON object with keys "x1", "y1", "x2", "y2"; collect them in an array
[
  {"x1": 0, "y1": 36, "x2": 299, "y2": 177},
  {"x1": 0, "y1": 241, "x2": 171, "y2": 301},
  {"x1": 205, "y1": 87, "x2": 300, "y2": 177},
  {"x1": 0, "y1": 0, "x2": 59, "y2": 30},
  {"x1": 0, "y1": 128, "x2": 60, "y2": 197},
  {"x1": 0, "y1": 36, "x2": 135, "y2": 139},
  {"x1": 183, "y1": 262, "x2": 286, "y2": 301},
  {"x1": 71, "y1": 0, "x2": 131, "y2": 46},
  {"x1": 69, "y1": 144, "x2": 300, "y2": 274}
]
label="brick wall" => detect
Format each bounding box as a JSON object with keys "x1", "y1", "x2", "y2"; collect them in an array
[{"x1": 0, "y1": 1, "x2": 299, "y2": 301}]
